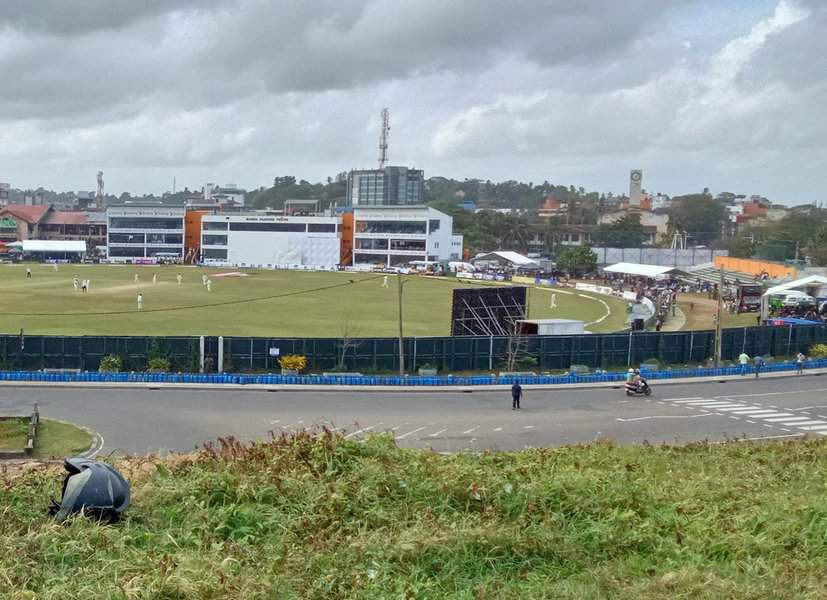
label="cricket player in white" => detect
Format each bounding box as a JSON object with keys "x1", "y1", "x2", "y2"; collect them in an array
[
  {"x1": 206, "y1": 279, "x2": 212, "y2": 292},
  {"x1": 152, "y1": 273, "x2": 157, "y2": 285},
  {"x1": 137, "y1": 293, "x2": 143, "y2": 310},
  {"x1": 382, "y1": 276, "x2": 388, "y2": 288},
  {"x1": 202, "y1": 274, "x2": 208, "y2": 286},
  {"x1": 177, "y1": 273, "x2": 183, "y2": 286},
  {"x1": 550, "y1": 293, "x2": 557, "y2": 309},
  {"x1": 73, "y1": 277, "x2": 79, "y2": 291},
  {"x1": 134, "y1": 273, "x2": 139, "y2": 283}
]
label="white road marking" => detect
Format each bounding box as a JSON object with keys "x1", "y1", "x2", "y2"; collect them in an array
[
  {"x1": 269, "y1": 420, "x2": 280, "y2": 424},
  {"x1": 729, "y1": 416, "x2": 740, "y2": 420},
  {"x1": 427, "y1": 429, "x2": 447, "y2": 437},
  {"x1": 673, "y1": 399, "x2": 720, "y2": 405},
  {"x1": 781, "y1": 428, "x2": 791, "y2": 432},
  {"x1": 462, "y1": 426, "x2": 480, "y2": 434},
  {"x1": 666, "y1": 397, "x2": 704, "y2": 402},
  {"x1": 715, "y1": 388, "x2": 827, "y2": 399},
  {"x1": 763, "y1": 416, "x2": 813, "y2": 423},
  {"x1": 699, "y1": 404, "x2": 750, "y2": 409},
  {"x1": 396, "y1": 426, "x2": 427, "y2": 440},
  {"x1": 717, "y1": 408, "x2": 774, "y2": 414},
  {"x1": 792, "y1": 406, "x2": 815, "y2": 411},
  {"x1": 787, "y1": 420, "x2": 827, "y2": 427},
  {"x1": 799, "y1": 425, "x2": 827, "y2": 431},
  {"x1": 523, "y1": 425, "x2": 536, "y2": 429},
  {"x1": 739, "y1": 412, "x2": 794, "y2": 419},
  {"x1": 390, "y1": 423, "x2": 408, "y2": 431},
  {"x1": 616, "y1": 414, "x2": 715, "y2": 422},
  {"x1": 344, "y1": 425, "x2": 375, "y2": 439},
  {"x1": 738, "y1": 434, "x2": 804, "y2": 441},
  {"x1": 493, "y1": 427, "x2": 503, "y2": 432},
  {"x1": 763, "y1": 424, "x2": 774, "y2": 428}
]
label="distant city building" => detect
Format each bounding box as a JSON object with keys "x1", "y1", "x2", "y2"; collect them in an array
[
  {"x1": 351, "y1": 206, "x2": 462, "y2": 268},
  {"x1": 106, "y1": 197, "x2": 185, "y2": 262},
  {"x1": 537, "y1": 197, "x2": 567, "y2": 218},
  {"x1": 0, "y1": 183, "x2": 9, "y2": 206},
  {"x1": 347, "y1": 166, "x2": 424, "y2": 207}
]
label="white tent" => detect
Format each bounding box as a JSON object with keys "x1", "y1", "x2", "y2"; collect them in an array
[
  {"x1": 472, "y1": 251, "x2": 540, "y2": 270},
  {"x1": 761, "y1": 275, "x2": 827, "y2": 319},
  {"x1": 8, "y1": 240, "x2": 87, "y2": 254},
  {"x1": 603, "y1": 262, "x2": 686, "y2": 278}
]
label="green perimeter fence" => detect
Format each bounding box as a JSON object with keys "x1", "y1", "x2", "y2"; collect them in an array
[{"x1": 0, "y1": 324, "x2": 825, "y2": 373}]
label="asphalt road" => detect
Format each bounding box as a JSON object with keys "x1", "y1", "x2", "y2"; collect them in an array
[{"x1": 3, "y1": 375, "x2": 827, "y2": 456}]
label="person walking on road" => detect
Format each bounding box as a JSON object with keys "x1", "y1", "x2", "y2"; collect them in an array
[
  {"x1": 797, "y1": 352, "x2": 806, "y2": 375},
  {"x1": 754, "y1": 355, "x2": 764, "y2": 378},
  {"x1": 738, "y1": 352, "x2": 750, "y2": 376},
  {"x1": 511, "y1": 381, "x2": 522, "y2": 410}
]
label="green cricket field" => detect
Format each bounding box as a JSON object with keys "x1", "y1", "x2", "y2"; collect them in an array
[{"x1": 0, "y1": 263, "x2": 629, "y2": 337}]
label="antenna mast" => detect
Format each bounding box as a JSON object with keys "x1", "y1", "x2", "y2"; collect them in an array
[
  {"x1": 96, "y1": 171, "x2": 104, "y2": 209},
  {"x1": 378, "y1": 108, "x2": 390, "y2": 169}
]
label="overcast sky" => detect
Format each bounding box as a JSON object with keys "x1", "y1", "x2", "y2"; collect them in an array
[{"x1": 0, "y1": 0, "x2": 824, "y2": 203}]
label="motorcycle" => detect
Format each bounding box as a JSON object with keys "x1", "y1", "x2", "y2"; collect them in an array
[{"x1": 625, "y1": 379, "x2": 652, "y2": 396}]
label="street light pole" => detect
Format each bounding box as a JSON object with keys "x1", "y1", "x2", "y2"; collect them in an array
[
  {"x1": 714, "y1": 266, "x2": 724, "y2": 367},
  {"x1": 397, "y1": 275, "x2": 406, "y2": 376}
]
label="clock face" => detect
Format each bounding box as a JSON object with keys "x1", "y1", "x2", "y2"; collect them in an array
[{"x1": 631, "y1": 171, "x2": 642, "y2": 182}]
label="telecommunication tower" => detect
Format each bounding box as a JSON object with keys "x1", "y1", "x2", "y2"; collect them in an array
[
  {"x1": 378, "y1": 108, "x2": 390, "y2": 169},
  {"x1": 96, "y1": 171, "x2": 104, "y2": 209}
]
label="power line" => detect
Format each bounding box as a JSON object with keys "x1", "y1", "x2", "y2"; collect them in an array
[{"x1": 2, "y1": 274, "x2": 386, "y2": 318}]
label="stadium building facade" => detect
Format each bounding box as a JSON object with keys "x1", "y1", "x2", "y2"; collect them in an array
[
  {"x1": 106, "y1": 198, "x2": 186, "y2": 262},
  {"x1": 200, "y1": 213, "x2": 341, "y2": 268},
  {"x1": 352, "y1": 206, "x2": 463, "y2": 268}
]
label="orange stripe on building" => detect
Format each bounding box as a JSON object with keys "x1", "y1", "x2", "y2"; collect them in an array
[{"x1": 714, "y1": 256, "x2": 796, "y2": 279}]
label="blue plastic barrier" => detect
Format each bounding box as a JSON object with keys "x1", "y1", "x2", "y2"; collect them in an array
[{"x1": 1, "y1": 358, "x2": 826, "y2": 387}]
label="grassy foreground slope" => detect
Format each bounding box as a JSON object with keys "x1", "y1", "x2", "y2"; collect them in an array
[{"x1": 3, "y1": 434, "x2": 827, "y2": 599}]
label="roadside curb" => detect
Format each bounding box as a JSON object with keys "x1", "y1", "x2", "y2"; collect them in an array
[{"x1": 0, "y1": 367, "x2": 823, "y2": 393}]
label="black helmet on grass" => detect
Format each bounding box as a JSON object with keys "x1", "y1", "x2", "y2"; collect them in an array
[{"x1": 49, "y1": 458, "x2": 130, "y2": 523}]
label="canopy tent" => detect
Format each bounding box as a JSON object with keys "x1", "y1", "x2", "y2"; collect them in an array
[
  {"x1": 602, "y1": 262, "x2": 687, "y2": 279},
  {"x1": 761, "y1": 275, "x2": 827, "y2": 320},
  {"x1": 471, "y1": 251, "x2": 540, "y2": 270},
  {"x1": 7, "y1": 240, "x2": 87, "y2": 257}
]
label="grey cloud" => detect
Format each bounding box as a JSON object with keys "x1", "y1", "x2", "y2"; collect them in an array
[
  {"x1": 0, "y1": 0, "x2": 221, "y2": 35},
  {"x1": 198, "y1": 0, "x2": 691, "y2": 93}
]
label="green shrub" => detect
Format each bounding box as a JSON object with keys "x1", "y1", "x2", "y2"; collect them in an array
[
  {"x1": 147, "y1": 357, "x2": 171, "y2": 373},
  {"x1": 99, "y1": 355, "x2": 123, "y2": 373},
  {"x1": 810, "y1": 344, "x2": 827, "y2": 358}
]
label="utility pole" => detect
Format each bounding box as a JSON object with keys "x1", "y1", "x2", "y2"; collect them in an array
[
  {"x1": 397, "y1": 274, "x2": 406, "y2": 376},
  {"x1": 714, "y1": 266, "x2": 724, "y2": 367}
]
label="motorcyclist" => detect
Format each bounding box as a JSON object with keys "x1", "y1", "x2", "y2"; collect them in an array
[{"x1": 633, "y1": 368, "x2": 649, "y2": 392}]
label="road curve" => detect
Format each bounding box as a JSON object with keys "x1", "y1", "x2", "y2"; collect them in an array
[{"x1": 3, "y1": 374, "x2": 827, "y2": 455}]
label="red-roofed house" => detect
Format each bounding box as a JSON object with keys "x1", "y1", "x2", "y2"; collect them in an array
[
  {"x1": 0, "y1": 204, "x2": 52, "y2": 241},
  {"x1": 0, "y1": 205, "x2": 107, "y2": 247}
]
